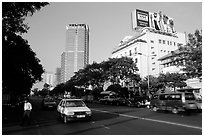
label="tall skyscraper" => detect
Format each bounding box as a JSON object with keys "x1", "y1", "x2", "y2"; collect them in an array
[
  {"x1": 43, "y1": 72, "x2": 55, "y2": 86},
  {"x1": 54, "y1": 68, "x2": 61, "y2": 86},
  {"x1": 61, "y1": 24, "x2": 89, "y2": 83}
]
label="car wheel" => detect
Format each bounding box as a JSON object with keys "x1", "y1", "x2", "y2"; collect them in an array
[
  {"x1": 136, "y1": 103, "x2": 141, "y2": 108},
  {"x1": 172, "y1": 108, "x2": 178, "y2": 114},
  {"x1": 63, "y1": 115, "x2": 67, "y2": 124},
  {"x1": 152, "y1": 106, "x2": 158, "y2": 112}
]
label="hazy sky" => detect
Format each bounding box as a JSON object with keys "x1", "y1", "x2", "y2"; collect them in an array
[{"x1": 22, "y1": 2, "x2": 202, "y2": 73}]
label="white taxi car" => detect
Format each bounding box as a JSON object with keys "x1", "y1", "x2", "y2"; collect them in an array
[{"x1": 57, "y1": 98, "x2": 92, "y2": 123}]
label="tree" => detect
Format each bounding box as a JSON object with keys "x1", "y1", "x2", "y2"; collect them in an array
[
  {"x1": 2, "y1": 2, "x2": 49, "y2": 95},
  {"x1": 140, "y1": 75, "x2": 162, "y2": 96},
  {"x1": 52, "y1": 83, "x2": 65, "y2": 96},
  {"x1": 105, "y1": 57, "x2": 139, "y2": 84},
  {"x1": 65, "y1": 57, "x2": 140, "y2": 98},
  {"x1": 69, "y1": 57, "x2": 139, "y2": 88},
  {"x1": 158, "y1": 73, "x2": 187, "y2": 91},
  {"x1": 177, "y1": 30, "x2": 202, "y2": 78}
]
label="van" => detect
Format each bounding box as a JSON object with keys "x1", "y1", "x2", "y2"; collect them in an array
[{"x1": 150, "y1": 92, "x2": 198, "y2": 114}]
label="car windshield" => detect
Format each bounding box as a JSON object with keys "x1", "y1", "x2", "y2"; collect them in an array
[
  {"x1": 45, "y1": 98, "x2": 55, "y2": 102},
  {"x1": 65, "y1": 100, "x2": 86, "y2": 107},
  {"x1": 185, "y1": 93, "x2": 195, "y2": 100}
]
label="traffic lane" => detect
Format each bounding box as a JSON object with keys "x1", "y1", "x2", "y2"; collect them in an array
[
  {"x1": 29, "y1": 96, "x2": 58, "y2": 125},
  {"x1": 6, "y1": 110, "x2": 118, "y2": 135},
  {"x1": 71, "y1": 111, "x2": 201, "y2": 135},
  {"x1": 87, "y1": 103, "x2": 202, "y2": 128},
  {"x1": 90, "y1": 109, "x2": 201, "y2": 135},
  {"x1": 5, "y1": 107, "x2": 201, "y2": 135}
]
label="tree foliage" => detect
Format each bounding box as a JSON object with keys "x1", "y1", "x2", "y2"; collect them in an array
[
  {"x1": 2, "y1": 2, "x2": 49, "y2": 95},
  {"x1": 68, "y1": 57, "x2": 140, "y2": 88},
  {"x1": 158, "y1": 73, "x2": 187, "y2": 91},
  {"x1": 105, "y1": 57, "x2": 139, "y2": 84},
  {"x1": 2, "y1": 2, "x2": 48, "y2": 35},
  {"x1": 54, "y1": 57, "x2": 140, "y2": 97},
  {"x1": 140, "y1": 75, "x2": 163, "y2": 95},
  {"x1": 177, "y1": 30, "x2": 202, "y2": 78}
]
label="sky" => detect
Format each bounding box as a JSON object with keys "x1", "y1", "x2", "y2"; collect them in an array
[{"x1": 22, "y1": 2, "x2": 202, "y2": 74}]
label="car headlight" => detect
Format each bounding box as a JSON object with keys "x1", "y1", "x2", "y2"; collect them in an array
[{"x1": 86, "y1": 111, "x2": 92, "y2": 115}]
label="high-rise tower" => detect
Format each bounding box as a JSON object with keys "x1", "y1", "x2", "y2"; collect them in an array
[{"x1": 61, "y1": 24, "x2": 89, "y2": 83}]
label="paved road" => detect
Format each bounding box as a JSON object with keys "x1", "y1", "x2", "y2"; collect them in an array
[{"x1": 2, "y1": 96, "x2": 202, "y2": 135}]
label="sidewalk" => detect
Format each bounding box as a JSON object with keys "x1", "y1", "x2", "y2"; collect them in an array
[
  {"x1": 2, "y1": 104, "x2": 29, "y2": 134},
  {"x1": 2, "y1": 118, "x2": 59, "y2": 135}
]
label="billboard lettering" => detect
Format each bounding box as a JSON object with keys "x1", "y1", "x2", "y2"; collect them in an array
[{"x1": 132, "y1": 9, "x2": 176, "y2": 34}]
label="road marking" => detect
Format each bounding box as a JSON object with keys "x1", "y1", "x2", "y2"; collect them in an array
[
  {"x1": 101, "y1": 125, "x2": 110, "y2": 129},
  {"x1": 92, "y1": 108, "x2": 202, "y2": 130}
]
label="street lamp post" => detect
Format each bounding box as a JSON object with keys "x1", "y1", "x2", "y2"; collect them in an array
[{"x1": 137, "y1": 52, "x2": 156, "y2": 97}]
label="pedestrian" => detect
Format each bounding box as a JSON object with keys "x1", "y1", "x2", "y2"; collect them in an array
[{"x1": 21, "y1": 98, "x2": 32, "y2": 126}]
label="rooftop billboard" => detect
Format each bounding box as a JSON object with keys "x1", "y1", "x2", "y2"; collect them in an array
[{"x1": 132, "y1": 9, "x2": 176, "y2": 34}]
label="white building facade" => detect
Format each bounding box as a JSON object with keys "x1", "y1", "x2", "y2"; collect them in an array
[
  {"x1": 158, "y1": 49, "x2": 202, "y2": 91},
  {"x1": 111, "y1": 29, "x2": 186, "y2": 78},
  {"x1": 43, "y1": 72, "x2": 55, "y2": 86}
]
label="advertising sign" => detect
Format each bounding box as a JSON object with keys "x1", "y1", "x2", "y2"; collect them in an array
[
  {"x1": 136, "y1": 9, "x2": 150, "y2": 28},
  {"x1": 132, "y1": 9, "x2": 176, "y2": 34}
]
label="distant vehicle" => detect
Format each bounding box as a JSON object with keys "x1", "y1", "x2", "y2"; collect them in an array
[
  {"x1": 124, "y1": 97, "x2": 148, "y2": 108},
  {"x1": 177, "y1": 88, "x2": 202, "y2": 112},
  {"x1": 150, "y1": 92, "x2": 198, "y2": 114},
  {"x1": 112, "y1": 98, "x2": 140, "y2": 107},
  {"x1": 196, "y1": 98, "x2": 202, "y2": 112},
  {"x1": 112, "y1": 97, "x2": 128, "y2": 106},
  {"x1": 81, "y1": 95, "x2": 94, "y2": 103},
  {"x1": 57, "y1": 98, "x2": 92, "y2": 123},
  {"x1": 42, "y1": 97, "x2": 57, "y2": 109},
  {"x1": 99, "y1": 95, "x2": 118, "y2": 105}
]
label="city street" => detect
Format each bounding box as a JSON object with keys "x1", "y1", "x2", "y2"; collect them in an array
[
  {"x1": 2, "y1": 2, "x2": 202, "y2": 136},
  {"x1": 2, "y1": 96, "x2": 202, "y2": 135}
]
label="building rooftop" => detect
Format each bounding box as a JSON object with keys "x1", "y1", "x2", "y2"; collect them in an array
[
  {"x1": 112, "y1": 33, "x2": 146, "y2": 54},
  {"x1": 112, "y1": 28, "x2": 179, "y2": 55}
]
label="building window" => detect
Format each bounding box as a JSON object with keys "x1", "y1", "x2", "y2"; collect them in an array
[
  {"x1": 151, "y1": 47, "x2": 154, "y2": 49},
  {"x1": 167, "y1": 41, "x2": 169, "y2": 45},
  {"x1": 159, "y1": 39, "x2": 162, "y2": 43},
  {"x1": 163, "y1": 40, "x2": 166, "y2": 44},
  {"x1": 134, "y1": 48, "x2": 137, "y2": 54},
  {"x1": 135, "y1": 58, "x2": 138, "y2": 63},
  {"x1": 152, "y1": 68, "x2": 155, "y2": 70},
  {"x1": 174, "y1": 42, "x2": 176, "y2": 46},
  {"x1": 150, "y1": 40, "x2": 154, "y2": 43},
  {"x1": 129, "y1": 50, "x2": 132, "y2": 56},
  {"x1": 170, "y1": 41, "x2": 172, "y2": 45}
]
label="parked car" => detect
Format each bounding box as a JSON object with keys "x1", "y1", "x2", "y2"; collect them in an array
[
  {"x1": 41, "y1": 97, "x2": 57, "y2": 109},
  {"x1": 57, "y1": 98, "x2": 92, "y2": 123},
  {"x1": 99, "y1": 95, "x2": 118, "y2": 105},
  {"x1": 130, "y1": 98, "x2": 142, "y2": 107},
  {"x1": 150, "y1": 92, "x2": 198, "y2": 114},
  {"x1": 111, "y1": 97, "x2": 127, "y2": 106},
  {"x1": 196, "y1": 98, "x2": 202, "y2": 112}
]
